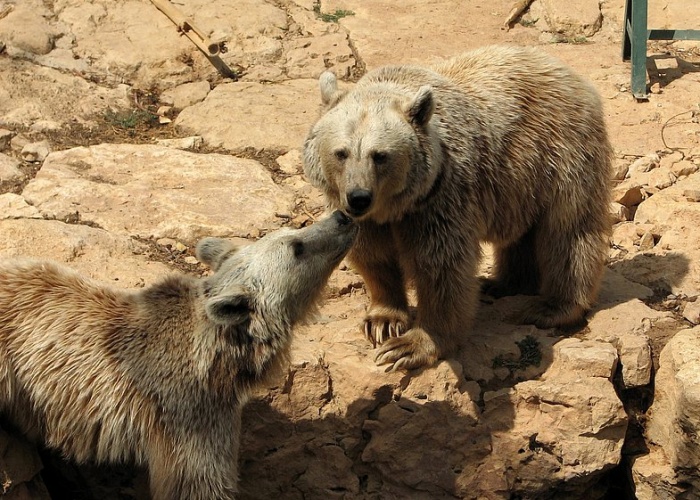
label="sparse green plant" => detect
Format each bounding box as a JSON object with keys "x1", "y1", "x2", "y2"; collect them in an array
[
  {"x1": 313, "y1": 2, "x2": 354, "y2": 22},
  {"x1": 519, "y1": 17, "x2": 539, "y2": 28},
  {"x1": 493, "y1": 335, "x2": 542, "y2": 372},
  {"x1": 103, "y1": 109, "x2": 157, "y2": 130}
]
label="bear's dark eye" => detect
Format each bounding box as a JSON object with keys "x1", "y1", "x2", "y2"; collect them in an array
[
  {"x1": 334, "y1": 149, "x2": 349, "y2": 161},
  {"x1": 372, "y1": 151, "x2": 389, "y2": 166},
  {"x1": 291, "y1": 240, "x2": 305, "y2": 258}
]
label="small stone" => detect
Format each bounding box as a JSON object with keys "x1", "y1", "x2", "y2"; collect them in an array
[
  {"x1": 10, "y1": 134, "x2": 29, "y2": 153},
  {"x1": 276, "y1": 150, "x2": 302, "y2": 176},
  {"x1": 610, "y1": 202, "x2": 630, "y2": 223},
  {"x1": 650, "y1": 82, "x2": 662, "y2": 94},
  {"x1": 29, "y1": 120, "x2": 61, "y2": 133},
  {"x1": 0, "y1": 129, "x2": 14, "y2": 151},
  {"x1": 158, "y1": 116, "x2": 172, "y2": 125},
  {"x1": 635, "y1": 224, "x2": 660, "y2": 239},
  {"x1": 184, "y1": 255, "x2": 199, "y2": 265},
  {"x1": 160, "y1": 81, "x2": 211, "y2": 110},
  {"x1": 156, "y1": 106, "x2": 172, "y2": 117},
  {"x1": 612, "y1": 181, "x2": 645, "y2": 207},
  {"x1": 683, "y1": 189, "x2": 700, "y2": 202},
  {"x1": 155, "y1": 136, "x2": 204, "y2": 151},
  {"x1": 671, "y1": 161, "x2": 699, "y2": 178},
  {"x1": 174, "y1": 242, "x2": 187, "y2": 253},
  {"x1": 638, "y1": 231, "x2": 655, "y2": 251},
  {"x1": 20, "y1": 140, "x2": 51, "y2": 163},
  {"x1": 618, "y1": 333, "x2": 652, "y2": 387},
  {"x1": 683, "y1": 301, "x2": 700, "y2": 325},
  {"x1": 628, "y1": 154, "x2": 660, "y2": 176},
  {"x1": 156, "y1": 238, "x2": 177, "y2": 248},
  {"x1": 0, "y1": 153, "x2": 22, "y2": 182},
  {"x1": 0, "y1": 193, "x2": 41, "y2": 219},
  {"x1": 611, "y1": 160, "x2": 629, "y2": 181}
]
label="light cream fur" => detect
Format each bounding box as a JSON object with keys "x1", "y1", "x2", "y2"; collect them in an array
[
  {"x1": 0, "y1": 211, "x2": 356, "y2": 499},
  {"x1": 304, "y1": 45, "x2": 612, "y2": 370}
]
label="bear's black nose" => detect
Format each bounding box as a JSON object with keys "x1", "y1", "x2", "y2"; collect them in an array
[
  {"x1": 347, "y1": 189, "x2": 373, "y2": 216},
  {"x1": 332, "y1": 210, "x2": 353, "y2": 226}
]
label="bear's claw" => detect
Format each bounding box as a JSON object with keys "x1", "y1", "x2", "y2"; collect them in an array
[
  {"x1": 363, "y1": 306, "x2": 410, "y2": 347},
  {"x1": 374, "y1": 327, "x2": 439, "y2": 371}
]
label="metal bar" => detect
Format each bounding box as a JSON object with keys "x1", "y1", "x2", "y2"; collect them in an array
[
  {"x1": 622, "y1": 0, "x2": 632, "y2": 60},
  {"x1": 630, "y1": 0, "x2": 649, "y2": 99},
  {"x1": 648, "y1": 29, "x2": 700, "y2": 40}
]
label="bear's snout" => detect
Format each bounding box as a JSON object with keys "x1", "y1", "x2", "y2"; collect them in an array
[{"x1": 346, "y1": 189, "x2": 373, "y2": 216}]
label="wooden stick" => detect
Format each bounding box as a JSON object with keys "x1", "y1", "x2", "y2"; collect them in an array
[
  {"x1": 149, "y1": 0, "x2": 220, "y2": 56},
  {"x1": 502, "y1": 0, "x2": 535, "y2": 31}
]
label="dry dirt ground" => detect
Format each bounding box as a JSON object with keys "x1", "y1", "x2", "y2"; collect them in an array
[{"x1": 0, "y1": 0, "x2": 700, "y2": 498}]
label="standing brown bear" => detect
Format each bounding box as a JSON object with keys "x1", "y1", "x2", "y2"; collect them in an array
[
  {"x1": 0, "y1": 211, "x2": 356, "y2": 500},
  {"x1": 303, "y1": 45, "x2": 612, "y2": 371}
]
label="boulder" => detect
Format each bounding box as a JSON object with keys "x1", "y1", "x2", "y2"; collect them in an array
[{"x1": 22, "y1": 144, "x2": 295, "y2": 244}]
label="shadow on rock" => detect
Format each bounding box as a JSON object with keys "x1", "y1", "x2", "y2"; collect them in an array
[
  {"x1": 238, "y1": 391, "x2": 489, "y2": 500},
  {"x1": 607, "y1": 251, "x2": 691, "y2": 298}
]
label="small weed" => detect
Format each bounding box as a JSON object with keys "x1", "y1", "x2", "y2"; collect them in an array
[
  {"x1": 493, "y1": 335, "x2": 542, "y2": 373},
  {"x1": 313, "y1": 2, "x2": 354, "y2": 22},
  {"x1": 519, "y1": 17, "x2": 539, "y2": 28},
  {"x1": 104, "y1": 109, "x2": 157, "y2": 130}
]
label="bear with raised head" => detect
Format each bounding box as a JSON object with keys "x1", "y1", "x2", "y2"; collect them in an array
[
  {"x1": 0, "y1": 211, "x2": 356, "y2": 500},
  {"x1": 303, "y1": 45, "x2": 612, "y2": 371}
]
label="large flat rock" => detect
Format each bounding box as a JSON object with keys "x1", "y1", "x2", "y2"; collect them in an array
[
  {"x1": 22, "y1": 144, "x2": 295, "y2": 244},
  {"x1": 0, "y1": 219, "x2": 172, "y2": 288},
  {"x1": 175, "y1": 79, "x2": 322, "y2": 151}
]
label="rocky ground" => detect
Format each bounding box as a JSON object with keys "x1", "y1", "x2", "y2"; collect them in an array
[{"x1": 1, "y1": 0, "x2": 700, "y2": 499}]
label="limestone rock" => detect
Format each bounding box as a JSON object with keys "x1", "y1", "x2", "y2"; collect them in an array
[
  {"x1": 610, "y1": 201, "x2": 630, "y2": 223},
  {"x1": 0, "y1": 153, "x2": 21, "y2": 183},
  {"x1": 20, "y1": 140, "x2": 50, "y2": 163},
  {"x1": 283, "y1": 33, "x2": 356, "y2": 79},
  {"x1": 175, "y1": 79, "x2": 322, "y2": 151},
  {"x1": 611, "y1": 159, "x2": 629, "y2": 180},
  {"x1": 628, "y1": 153, "x2": 661, "y2": 176},
  {"x1": 0, "y1": 128, "x2": 13, "y2": 151},
  {"x1": 538, "y1": 0, "x2": 603, "y2": 37},
  {"x1": 0, "y1": 3, "x2": 55, "y2": 56},
  {"x1": 645, "y1": 326, "x2": 700, "y2": 497},
  {"x1": 0, "y1": 58, "x2": 131, "y2": 128},
  {"x1": 0, "y1": 219, "x2": 172, "y2": 288},
  {"x1": 683, "y1": 300, "x2": 700, "y2": 324},
  {"x1": 155, "y1": 136, "x2": 204, "y2": 151},
  {"x1": 671, "y1": 160, "x2": 699, "y2": 178},
  {"x1": 160, "y1": 81, "x2": 211, "y2": 110},
  {"x1": 612, "y1": 179, "x2": 645, "y2": 207},
  {"x1": 22, "y1": 144, "x2": 295, "y2": 244},
  {"x1": 276, "y1": 149, "x2": 303, "y2": 175},
  {"x1": 476, "y1": 338, "x2": 626, "y2": 498},
  {"x1": 0, "y1": 193, "x2": 42, "y2": 219}
]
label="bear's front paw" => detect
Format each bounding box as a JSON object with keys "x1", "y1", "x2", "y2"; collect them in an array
[
  {"x1": 363, "y1": 306, "x2": 410, "y2": 347},
  {"x1": 374, "y1": 327, "x2": 439, "y2": 371}
]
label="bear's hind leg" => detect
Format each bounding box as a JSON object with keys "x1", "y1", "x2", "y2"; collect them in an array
[
  {"x1": 515, "y1": 218, "x2": 607, "y2": 329},
  {"x1": 482, "y1": 225, "x2": 540, "y2": 298}
]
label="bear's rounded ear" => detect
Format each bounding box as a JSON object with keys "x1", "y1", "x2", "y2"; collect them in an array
[
  {"x1": 205, "y1": 286, "x2": 253, "y2": 326},
  {"x1": 404, "y1": 85, "x2": 435, "y2": 127},
  {"x1": 319, "y1": 71, "x2": 346, "y2": 108},
  {"x1": 196, "y1": 238, "x2": 237, "y2": 272}
]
